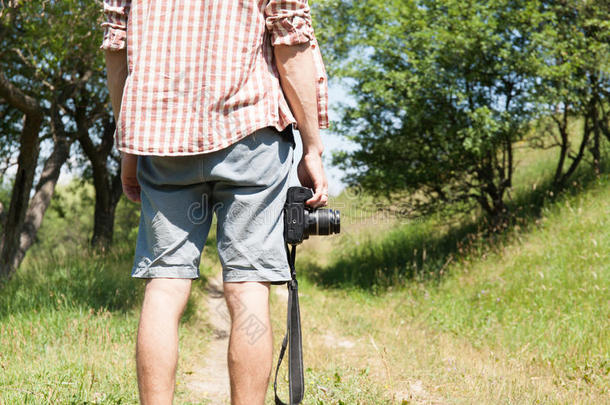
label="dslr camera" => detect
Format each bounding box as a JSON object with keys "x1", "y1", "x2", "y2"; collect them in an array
[{"x1": 284, "y1": 186, "x2": 340, "y2": 245}]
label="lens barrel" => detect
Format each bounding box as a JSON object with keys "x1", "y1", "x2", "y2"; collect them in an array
[{"x1": 304, "y1": 209, "x2": 340, "y2": 237}]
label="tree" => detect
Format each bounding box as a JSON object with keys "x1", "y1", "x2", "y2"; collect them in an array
[
  {"x1": 0, "y1": 1, "x2": 71, "y2": 280},
  {"x1": 74, "y1": 109, "x2": 123, "y2": 249},
  {"x1": 0, "y1": 0, "x2": 122, "y2": 280},
  {"x1": 321, "y1": 0, "x2": 549, "y2": 225},
  {"x1": 532, "y1": 0, "x2": 610, "y2": 186}
]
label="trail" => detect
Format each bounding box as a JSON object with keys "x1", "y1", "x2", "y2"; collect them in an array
[
  {"x1": 184, "y1": 273, "x2": 231, "y2": 404},
  {"x1": 182, "y1": 273, "x2": 436, "y2": 404}
]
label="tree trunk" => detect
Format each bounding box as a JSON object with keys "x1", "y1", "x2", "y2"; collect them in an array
[
  {"x1": 0, "y1": 69, "x2": 43, "y2": 281},
  {"x1": 476, "y1": 149, "x2": 511, "y2": 231},
  {"x1": 559, "y1": 111, "x2": 592, "y2": 185},
  {"x1": 591, "y1": 100, "x2": 601, "y2": 176},
  {"x1": 0, "y1": 114, "x2": 42, "y2": 280},
  {"x1": 476, "y1": 189, "x2": 509, "y2": 230},
  {"x1": 551, "y1": 105, "x2": 569, "y2": 187},
  {"x1": 14, "y1": 136, "x2": 73, "y2": 270},
  {"x1": 90, "y1": 166, "x2": 123, "y2": 249},
  {"x1": 599, "y1": 102, "x2": 610, "y2": 143},
  {"x1": 91, "y1": 199, "x2": 115, "y2": 249},
  {"x1": 77, "y1": 115, "x2": 123, "y2": 250}
]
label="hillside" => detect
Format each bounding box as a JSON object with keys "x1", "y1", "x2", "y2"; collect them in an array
[
  {"x1": 278, "y1": 174, "x2": 608, "y2": 404},
  {"x1": 0, "y1": 140, "x2": 608, "y2": 404}
]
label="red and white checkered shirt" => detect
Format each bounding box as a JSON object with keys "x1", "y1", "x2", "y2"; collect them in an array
[{"x1": 100, "y1": 0, "x2": 329, "y2": 155}]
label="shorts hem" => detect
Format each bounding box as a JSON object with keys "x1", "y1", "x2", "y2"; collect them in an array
[
  {"x1": 222, "y1": 267, "x2": 291, "y2": 283},
  {"x1": 131, "y1": 265, "x2": 200, "y2": 279}
]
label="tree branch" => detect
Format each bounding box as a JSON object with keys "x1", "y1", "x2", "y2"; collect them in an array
[{"x1": 0, "y1": 68, "x2": 41, "y2": 116}]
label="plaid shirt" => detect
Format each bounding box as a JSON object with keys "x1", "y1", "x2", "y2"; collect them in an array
[{"x1": 100, "y1": 0, "x2": 329, "y2": 155}]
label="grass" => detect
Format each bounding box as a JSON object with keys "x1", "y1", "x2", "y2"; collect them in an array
[
  {"x1": 0, "y1": 134, "x2": 608, "y2": 403},
  {"x1": 0, "y1": 245, "x2": 142, "y2": 403},
  {"x1": 272, "y1": 174, "x2": 608, "y2": 404},
  {"x1": 281, "y1": 139, "x2": 609, "y2": 403},
  {"x1": 404, "y1": 176, "x2": 609, "y2": 382},
  {"x1": 0, "y1": 232, "x2": 218, "y2": 404}
]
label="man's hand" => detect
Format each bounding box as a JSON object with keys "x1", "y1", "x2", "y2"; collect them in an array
[
  {"x1": 121, "y1": 153, "x2": 141, "y2": 203},
  {"x1": 297, "y1": 151, "x2": 328, "y2": 208}
]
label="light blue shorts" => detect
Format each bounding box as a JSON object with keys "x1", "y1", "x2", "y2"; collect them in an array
[{"x1": 132, "y1": 125, "x2": 295, "y2": 283}]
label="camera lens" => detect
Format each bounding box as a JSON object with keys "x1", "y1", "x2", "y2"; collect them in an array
[{"x1": 304, "y1": 209, "x2": 340, "y2": 237}]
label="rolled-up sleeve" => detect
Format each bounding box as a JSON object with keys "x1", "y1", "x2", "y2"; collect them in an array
[
  {"x1": 264, "y1": 0, "x2": 315, "y2": 46},
  {"x1": 100, "y1": 0, "x2": 131, "y2": 51}
]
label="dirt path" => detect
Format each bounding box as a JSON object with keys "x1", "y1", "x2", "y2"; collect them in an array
[{"x1": 184, "y1": 273, "x2": 231, "y2": 404}]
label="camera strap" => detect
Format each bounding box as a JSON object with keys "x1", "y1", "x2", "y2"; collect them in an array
[{"x1": 273, "y1": 243, "x2": 304, "y2": 405}]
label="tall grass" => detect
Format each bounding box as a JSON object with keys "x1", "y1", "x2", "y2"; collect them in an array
[
  {"x1": 0, "y1": 245, "x2": 142, "y2": 403},
  {"x1": 295, "y1": 140, "x2": 610, "y2": 397},
  {"x1": 0, "y1": 182, "x2": 214, "y2": 403},
  {"x1": 399, "y1": 175, "x2": 610, "y2": 389}
]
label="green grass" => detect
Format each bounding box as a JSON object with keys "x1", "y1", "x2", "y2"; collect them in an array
[
  {"x1": 280, "y1": 173, "x2": 608, "y2": 403},
  {"x1": 288, "y1": 136, "x2": 610, "y2": 402},
  {"x1": 400, "y1": 175, "x2": 609, "y2": 388},
  {"x1": 0, "y1": 133, "x2": 608, "y2": 403},
  {"x1": 0, "y1": 245, "x2": 142, "y2": 403},
  {"x1": 0, "y1": 240, "x2": 215, "y2": 403}
]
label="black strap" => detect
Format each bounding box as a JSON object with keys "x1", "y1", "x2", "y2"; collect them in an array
[{"x1": 273, "y1": 243, "x2": 304, "y2": 405}]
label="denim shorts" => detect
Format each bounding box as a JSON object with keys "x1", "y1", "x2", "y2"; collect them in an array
[{"x1": 131, "y1": 125, "x2": 295, "y2": 283}]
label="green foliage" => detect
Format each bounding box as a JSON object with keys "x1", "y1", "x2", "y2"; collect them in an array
[
  {"x1": 530, "y1": 1, "x2": 610, "y2": 182},
  {"x1": 113, "y1": 194, "x2": 142, "y2": 245},
  {"x1": 316, "y1": 0, "x2": 609, "y2": 220},
  {"x1": 534, "y1": 0, "x2": 609, "y2": 105},
  {"x1": 1, "y1": 0, "x2": 107, "y2": 93},
  {"x1": 35, "y1": 181, "x2": 96, "y2": 250}
]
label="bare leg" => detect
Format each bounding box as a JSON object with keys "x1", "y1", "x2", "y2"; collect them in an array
[
  {"x1": 136, "y1": 278, "x2": 192, "y2": 405},
  {"x1": 224, "y1": 281, "x2": 273, "y2": 405}
]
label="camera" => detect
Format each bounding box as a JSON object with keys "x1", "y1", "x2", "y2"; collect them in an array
[{"x1": 284, "y1": 186, "x2": 340, "y2": 245}]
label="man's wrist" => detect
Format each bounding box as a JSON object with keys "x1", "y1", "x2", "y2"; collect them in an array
[{"x1": 302, "y1": 144, "x2": 324, "y2": 157}]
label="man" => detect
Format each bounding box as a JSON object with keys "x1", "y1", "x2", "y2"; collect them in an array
[{"x1": 100, "y1": 0, "x2": 330, "y2": 404}]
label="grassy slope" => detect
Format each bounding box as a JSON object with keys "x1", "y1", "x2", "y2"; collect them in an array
[
  {"x1": 408, "y1": 178, "x2": 609, "y2": 372},
  {"x1": 0, "y1": 234, "x2": 217, "y2": 403},
  {"x1": 280, "y1": 139, "x2": 609, "y2": 403},
  {"x1": 0, "y1": 246, "x2": 142, "y2": 403},
  {"x1": 0, "y1": 137, "x2": 608, "y2": 404}
]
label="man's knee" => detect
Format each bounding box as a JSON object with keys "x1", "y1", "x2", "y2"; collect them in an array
[
  {"x1": 142, "y1": 278, "x2": 192, "y2": 316},
  {"x1": 223, "y1": 281, "x2": 270, "y2": 319}
]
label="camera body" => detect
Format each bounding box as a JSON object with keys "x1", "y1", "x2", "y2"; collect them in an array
[{"x1": 284, "y1": 186, "x2": 340, "y2": 245}]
